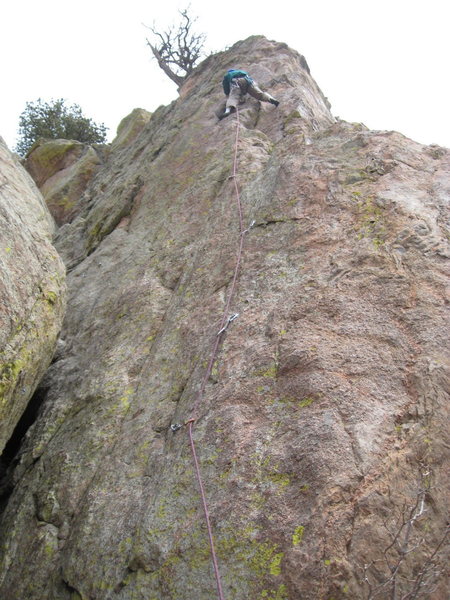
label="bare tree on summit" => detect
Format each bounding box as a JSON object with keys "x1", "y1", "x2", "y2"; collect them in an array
[{"x1": 145, "y1": 7, "x2": 207, "y2": 89}]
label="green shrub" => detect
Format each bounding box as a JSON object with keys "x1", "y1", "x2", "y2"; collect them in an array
[{"x1": 16, "y1": 98, "x2": 108, "y2": 156}]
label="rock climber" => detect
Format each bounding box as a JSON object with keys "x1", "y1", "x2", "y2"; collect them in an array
[{"x1": 218, "y1": 68, "x2": 279, "y2": 120}]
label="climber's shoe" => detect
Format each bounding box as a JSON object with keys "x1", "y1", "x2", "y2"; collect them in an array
[
  {"x1": 218, "y1": 107, "x2": 235, "y2": 120},
  {"x1": 269, "y1": 98, "x2": 280, "y2": 107}
]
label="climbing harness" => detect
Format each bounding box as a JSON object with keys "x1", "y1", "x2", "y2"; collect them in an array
[{"x1": 184, "y1": 106, "x2": 250, "y2": 600}]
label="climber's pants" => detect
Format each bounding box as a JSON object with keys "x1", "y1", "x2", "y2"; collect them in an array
[{"x1": 226, "y1": 78, "x2": 275, "y2": 109}]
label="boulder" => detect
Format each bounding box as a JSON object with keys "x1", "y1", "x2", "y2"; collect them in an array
[
  {"x1": 111, "y1": 108, "x2": 152, "y2": 151},
  {"x1": 0, "y1": 137, "x2": 66, "y2": 456},
  {"x1": 25, "y1": 139, "x2": 104, "y2": 226}
]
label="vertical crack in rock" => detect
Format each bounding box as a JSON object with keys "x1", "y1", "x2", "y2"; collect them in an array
[{"x1": 0, "y1": 386, "x2": 48, "y2": 514}]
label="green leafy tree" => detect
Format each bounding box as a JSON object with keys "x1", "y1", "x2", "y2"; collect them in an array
[{"x1": 15, "y1": 98, "x2": 108, "y2": 156}]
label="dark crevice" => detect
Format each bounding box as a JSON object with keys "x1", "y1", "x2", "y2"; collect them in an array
[
  {"x1": 0, "y1": 386, "x2": 48, "y2": 513},
  {"x1": 62, "y1": 578, "x2": 84, "y2": 599},
  {"x1": 114, "y1": 568, "x2": 134, "y2": 594},
  {"x1": 255, "y1": 217, "x2": 303, "y2": 228}
]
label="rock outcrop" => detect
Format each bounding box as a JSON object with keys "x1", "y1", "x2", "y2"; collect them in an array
[
  {"x1": 0, "y1": 36, "x2": 448, "y2": 600},
  {"x1": 23, "y1": 108, "x2": 152, "y2": 232},
  {"x1": 0, "y1": 138, "x2": 66, "y2": 456},
  {"x1": 111, "y1": 108, "x2": 152, "y2": 152},
  {"x1": 25, "y1": 139, "x2": 105, "y2": 226}
]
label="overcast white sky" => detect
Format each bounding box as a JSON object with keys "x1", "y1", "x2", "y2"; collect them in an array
[{"x1": 1, "y1": 0, "x2": 449, "y2": 151}]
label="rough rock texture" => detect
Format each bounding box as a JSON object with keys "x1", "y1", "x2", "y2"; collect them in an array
[
  {"x1": 111, "y1": 108, "x2": 152, "y2": 152},
  {"x1": 0, "y1": 36, "x2": 448, "y2": 600},
  {"x1": 0, "y1": 137, "x2": 66, "y2": 455},
  {"x1": 25, "y1": 139, "x2": 105, "y2": 226}
]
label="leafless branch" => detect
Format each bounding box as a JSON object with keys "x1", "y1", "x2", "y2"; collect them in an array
[
  {"x1": 144, "y1": 6, "x2": 206, "y2": 89},
  {"x1": 361, "y1": 468, "x2": 448, "y2": 600}
]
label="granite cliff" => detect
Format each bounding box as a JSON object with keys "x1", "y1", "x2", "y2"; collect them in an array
[{"x1": 0, "y1": 36, "x2": 448, "y2": 600}]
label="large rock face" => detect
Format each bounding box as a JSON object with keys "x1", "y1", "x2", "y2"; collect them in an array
[
  {"x1": 0, "y1": 138, "x2": 66, "y2": 455},
  {"x1": 0, "y1": 36, "x2": 448, "y2": 600}
]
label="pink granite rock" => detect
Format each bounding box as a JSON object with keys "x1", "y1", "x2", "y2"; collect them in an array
[{"x1": 0, "y1": 36, "x2": 448, "y2": 600}]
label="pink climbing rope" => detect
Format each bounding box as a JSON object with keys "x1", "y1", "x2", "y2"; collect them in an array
[
  {"x1": 188, "y1": 419, "x2": 225, "y2": 600},
  {"x1": 187, "y1": 106, "x2": 247, "y2": 600},
  {"x1": 190, "y1": 106, "x2": 245, "y2": 419}
]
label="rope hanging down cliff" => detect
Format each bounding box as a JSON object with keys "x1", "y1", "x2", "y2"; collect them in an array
[{"x1": 182, "y1": 106, "x2": 253, "y2": 600}]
